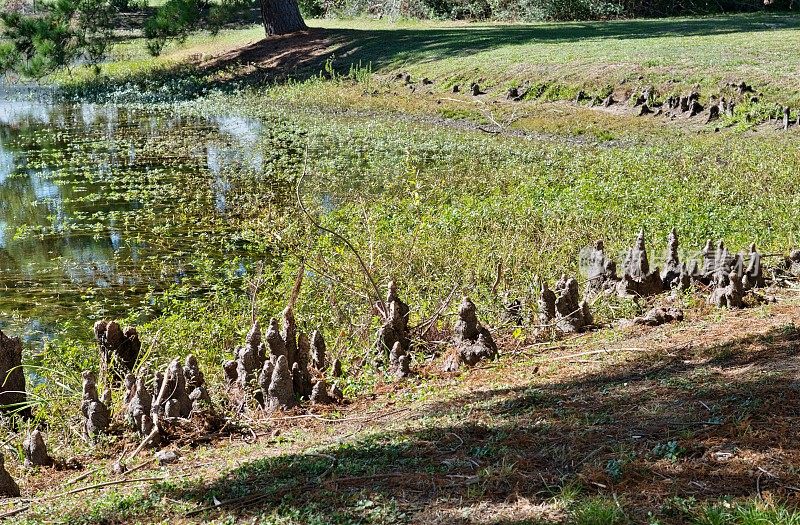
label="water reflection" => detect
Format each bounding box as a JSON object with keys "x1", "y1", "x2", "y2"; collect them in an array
[
  {"x1": 0, "y1": 145, "x2": 12, "y2": 184},
  {"x1": 0, "y1": 99, "x2": 51, "y2": 125},
  {"x1": 0, "y1": 92, "x2": 267, "y2": 343}
]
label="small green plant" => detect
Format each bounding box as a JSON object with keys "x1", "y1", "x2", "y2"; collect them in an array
[
  {"x1": 605, "y1": 458, "x2": 624, "y2": 482},
  {"x1": 652, "y1": 440, "x2": 685, "y2": 462},
  {"x1": 692, "y1": 503, "x2": 729, "y2": 525},
  {"x1": 593, "y1": 129, "x2": 615, "y2": 142},
  {"x1": 321, "y1": 56, "x2": 339, "y2": 81},
  {"x1": 572, "y1": 497, "x2": 627, "y2": 525},
  {"x1": 320, "y1": 58, "x2": 374, "y2": 85},
  {"x1": 691, "y1": 500, "x2": 800, "y2": 525},
  {"x1": 348, "y1": 60, "x2": 373, "y2": 84},
  {"x1": 554, "y1": 481, "x2": 583, "y2": 506}
]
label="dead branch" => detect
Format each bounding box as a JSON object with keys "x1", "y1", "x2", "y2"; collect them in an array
[
  {"x1": 65, "y1": 466, "x2": 103, "y2": 486},
  {"x1": 127, "y1": 427, "x2": 161, "y2": 461},
  {"x1": 44, "y1": 476, "x2": 166, "y2": 500},
  {"x1": 296, "y1": 145, "x2": 387, "y2": 319},
  {"x1": 414, "y1": 283, "x2": 459, "y2": 339},
  {"x1": 550, "y1": 347, "x2": 647, "y2": 361},
  {"x1": 287, "y1": 260, "x2": 305, "y2": 311}
]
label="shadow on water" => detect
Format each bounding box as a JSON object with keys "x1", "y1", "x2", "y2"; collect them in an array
[{"x1": 150, "y1": 323, "x2": 800, "y2": 523}]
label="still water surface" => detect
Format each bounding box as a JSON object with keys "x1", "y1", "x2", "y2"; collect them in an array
[{"x1": 0, "y1": 90, "x2": 266, "y2": 344}]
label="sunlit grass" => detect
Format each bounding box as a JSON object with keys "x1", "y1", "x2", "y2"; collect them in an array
[{"x1": 55, "y1": 12, "x2": 800, "y2": 107}]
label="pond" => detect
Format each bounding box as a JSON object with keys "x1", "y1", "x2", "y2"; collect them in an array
[{"x1": 0, "y1": 89, "x2": 274, "y2": 345}]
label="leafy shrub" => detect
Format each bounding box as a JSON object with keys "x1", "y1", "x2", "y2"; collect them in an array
[
  {"x1": 143, "y1": 0, "x2": 206, "y2": 56},
  {"x1": 0, "y1": 42, "x2": 20, "y2": 73},
  {"x1": 330, "y1": 0, "x2": 782, "y2": 21},
  {"x1": 143, "y1": 0, "x2": 250, "y2": 56},
  {"x1": 109, "y1": 0, "x2": 146, "y2": 12},
  {"x1": 409, "y1": 0, "x2": 492, "y2": 20},
  {"x1": 298, "y1": 0, "x2": 328, "y2": 17},
  {"x1": 489, "y1": 0, "x2": 621, "y2": 20},
  {"x1": 0, "y1": 0, "x2": 114, "y2": 77}
]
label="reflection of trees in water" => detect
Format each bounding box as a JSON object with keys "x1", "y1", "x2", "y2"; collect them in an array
[{"x1": 0, "y1": 98, "x2": 273, "y2": 332}]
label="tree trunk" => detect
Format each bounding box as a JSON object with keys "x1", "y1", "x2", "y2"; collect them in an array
[{"x1": 260, "y1": 0, "x2": 307, "y2": 36}]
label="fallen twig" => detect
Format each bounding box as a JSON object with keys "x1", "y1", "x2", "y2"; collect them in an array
[
  {"x1": 43, "y1": 476, "x2": 167, "y2": 500},
  {"x1": 325, "y1": 472, "x2": 423, "y2": 485},
  {"x1": 550, "y1": 347, "x2": 647, "y2": 361},
  {"x1": 124, "y1": 458, "x2": 157, "y2": 477},
  {"x1": 65, "y1": 466, "x2": 103, "y2": 486},
  {"x1": 186, "y1": 482, "x2": 306, "y2": 517},
  {"x1": 0, "y1": 504, "x2": 30, "y2": 519},
  {"x1": 127, "y1": 427, "x2": 160, "y2": 461},
  {"x1": 267, "y1": 407, "x2": 410, "y2": 424}
]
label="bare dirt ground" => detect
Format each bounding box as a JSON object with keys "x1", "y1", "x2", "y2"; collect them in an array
[{"x1": 188, "y1": 293, "x2": 800, "y2": 522}]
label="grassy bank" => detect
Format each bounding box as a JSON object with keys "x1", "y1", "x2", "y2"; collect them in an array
[
  {"x1": 5, "y1": 13, "x2": 800, "y2": 524},
  {"x1": 12, "y1": 298, "x2": 800, "y2": 524},
  {"x1": 57, "y1": 13, "x2": 800, "y2": 107}
]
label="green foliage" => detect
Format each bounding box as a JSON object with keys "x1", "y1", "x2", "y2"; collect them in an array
[
  {"x1": 408, "y1": 0, "x2": 492, "y2": 20},
  {"x1": 297, "y1": 0, "x2": 327, "y2": 17},
  {"x1": 143, "y1": 0, "x2": 253, "y2": 56},
  {"x1": 303, "y1": 0, "x2": 623, "y2": 19},
  {"x1": 604, "y1": 458, "x2": 624, "y2": 481},
  {"x1": 0, "y1": 0, "x2": 115, "y2": 77},
  {"x1": 143, "y1": 0, "x2": 206, "y2": 56},
  {"x1": 487, "y1": 0, "x2": 621, "y2": 20},
  {"x1": 110, "y1": 0, "x2": 146, "y2": 11},
  {"x1": 692, "y1": 501, "x2": 800, "y2": 525},
  {"x1": 651, "y1": 440, "x2": 685, "y2": 461},
  {"x1": 319, "y1": 57, "x2": 374, "y2": 86},
  {"x1": 0, "y1": 42, "x2": 20, "y2": 72},
  {"x1": 326, "y1": 0, "x2": 777, "y2": 21},
  {"x1": 572, "y1": 497, "x2": 627, "y2": 525}
]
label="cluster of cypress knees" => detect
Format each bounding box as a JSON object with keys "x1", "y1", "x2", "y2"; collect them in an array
[
  {"x1": 0, "y1": 228, "x2": 796, "y2": 496},
  {"x1": 399, "y1": 75, "x2": 794, "y2": 132},
  {"x1": 0, "y1": 311, "x2": 348, "y2": 496},
  {"x1": 606, "y1": 81, "x2": 799, "y2": 129}
]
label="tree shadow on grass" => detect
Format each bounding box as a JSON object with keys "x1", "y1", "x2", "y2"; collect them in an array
[
  {"x1": 73, "y1": 12, "x2": 799, "y2": 102},
  {"x1": 202, "y1": 12, "x2": 798, "y2": 80},
  {"x1": 154, "y1": 322, "x2": 800, "y2": 523}
]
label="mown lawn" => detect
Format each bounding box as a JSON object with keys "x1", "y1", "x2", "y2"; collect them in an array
[{"x1": 83, "y1": 12, "x2": 800, "y2": 105}]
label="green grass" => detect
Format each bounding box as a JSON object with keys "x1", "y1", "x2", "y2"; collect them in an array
[
  {"x1": 57, "y1": 13, "x2": 800, "y2": 108},
  {"x1": 317, "y1": 13, "x2": 800, "y2": 104},
  {"x1": 572, "y1": 497, "x2": 627, "y2": 525},
  {"x1": 691, "y1": 501, "x2": 800, "y2": 525}
]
